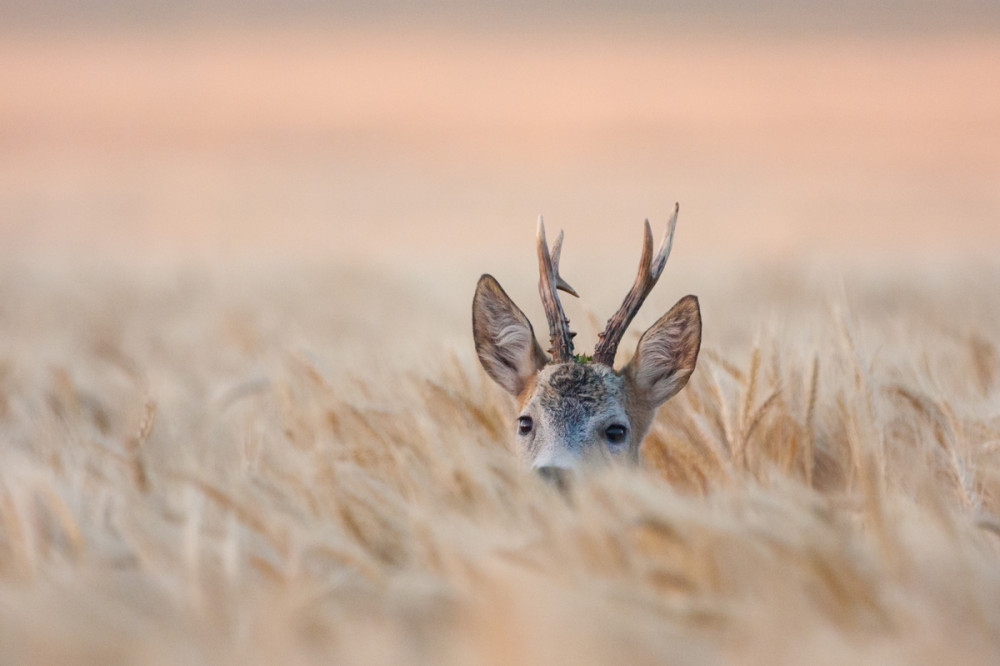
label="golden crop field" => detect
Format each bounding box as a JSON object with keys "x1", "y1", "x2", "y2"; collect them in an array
[
  {"x1": 1, "y1": 253, "x2": 999, "y2": 664},
  {"x1": 1, "y1": 12, "x2": 1000, "y2": 665}
]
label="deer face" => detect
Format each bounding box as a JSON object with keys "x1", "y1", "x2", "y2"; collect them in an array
[{"x1": 472, "y1": 209, "x2": 701, "y2": 476}]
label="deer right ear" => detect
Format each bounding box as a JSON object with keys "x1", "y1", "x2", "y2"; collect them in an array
[
  {"x1": 473, "y1": 274, "x2": 548, "y2": 396},
  {"x1": 624, "y1": 295, "x2": 702, "y2": 407}
]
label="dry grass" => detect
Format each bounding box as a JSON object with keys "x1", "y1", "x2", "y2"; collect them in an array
[{"x1": 0, "y1": 254, "x2": 998, "y2": 665}]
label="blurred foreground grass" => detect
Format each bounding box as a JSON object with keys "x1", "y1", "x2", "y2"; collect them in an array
[{"x1": 0, "y1": 255, "x2": 998, "y2": 664}]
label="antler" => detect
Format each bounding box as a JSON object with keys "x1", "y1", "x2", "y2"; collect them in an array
[
  {"x1": 592, "y1": 204, "x2": 679, "y2": 366},
  {"x1": 537, "y1": 217, "x2": 579, "y2": 363}
]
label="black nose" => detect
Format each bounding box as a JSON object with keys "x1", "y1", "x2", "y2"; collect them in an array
[{"x1": 535, "y1": 466, "x2": 572, "y2": 491}]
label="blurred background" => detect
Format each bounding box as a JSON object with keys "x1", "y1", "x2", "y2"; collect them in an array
[{"x1": 1, "y1": 0, "x2": 999, "y2": 268}]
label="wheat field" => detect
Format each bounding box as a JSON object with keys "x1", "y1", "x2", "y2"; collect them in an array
[{"x1": 0, "y1": 250, "x2": 998, "y2": 665}]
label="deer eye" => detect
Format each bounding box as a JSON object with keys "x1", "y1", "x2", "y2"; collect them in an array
[
  {"x1": 517, "y1": 416, "x2": 533, "y2": 436},
  {"x1": 605, "y1": 424, "x2": 627, "y2": 444}
]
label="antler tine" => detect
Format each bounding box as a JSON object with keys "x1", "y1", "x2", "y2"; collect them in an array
[
  {"x1": 537, "y1": 217, "x2": 578, "y2": 363},
  {"x1": 550, "y1": 229, "x2": 580, "y2": 297},
  {"x1": 592, "y1": 204, "x2": 679, "y2": 366},
  {"x1": 651, "y1": 202, "x2": 679, "y2": 280}
]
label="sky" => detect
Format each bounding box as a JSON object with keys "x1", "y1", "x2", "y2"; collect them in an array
[
  {"x1": 3, "y1": 0, "x2": 1000, "y2": 32},
  {"x1": 1, "y1": 1, "x2": 998, "y2": 262}
]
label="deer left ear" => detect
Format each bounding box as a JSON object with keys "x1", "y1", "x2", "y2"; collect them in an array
[
  {"x1": 472, "y1": 274, "x2": 548, "y2": 396},
  {"x1": 624, "y1": 295, "x2": 701, "y2": 407}
]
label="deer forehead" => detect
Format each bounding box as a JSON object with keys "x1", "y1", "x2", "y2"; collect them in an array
[{"x1": 521, "y1": 363, "x2": 628, "y2": 426}]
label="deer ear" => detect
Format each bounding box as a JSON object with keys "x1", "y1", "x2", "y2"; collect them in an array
[
  {"x1": 473, "y1": 274, "x2": 548, "y2": 395},
  {"x1": 624, "y1": 295, "x2": 701, "y2": 407}
]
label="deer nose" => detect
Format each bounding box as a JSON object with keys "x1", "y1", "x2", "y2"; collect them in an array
[{"x1": 535, "y1": 465, "x2": 572, "y2": 491}]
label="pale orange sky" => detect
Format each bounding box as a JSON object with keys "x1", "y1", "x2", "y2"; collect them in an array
[{"x1": 1, "y1": 25, "x2": 999, "y2": 261}]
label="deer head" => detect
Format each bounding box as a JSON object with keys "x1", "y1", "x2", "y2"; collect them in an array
[{"x1": 472, "y1": 205, "x2": 701, "y2": 479}]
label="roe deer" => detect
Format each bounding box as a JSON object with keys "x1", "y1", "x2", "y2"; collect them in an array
[{"x1": 472, "y1": 205, "x2": 701, "y2": 481}]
